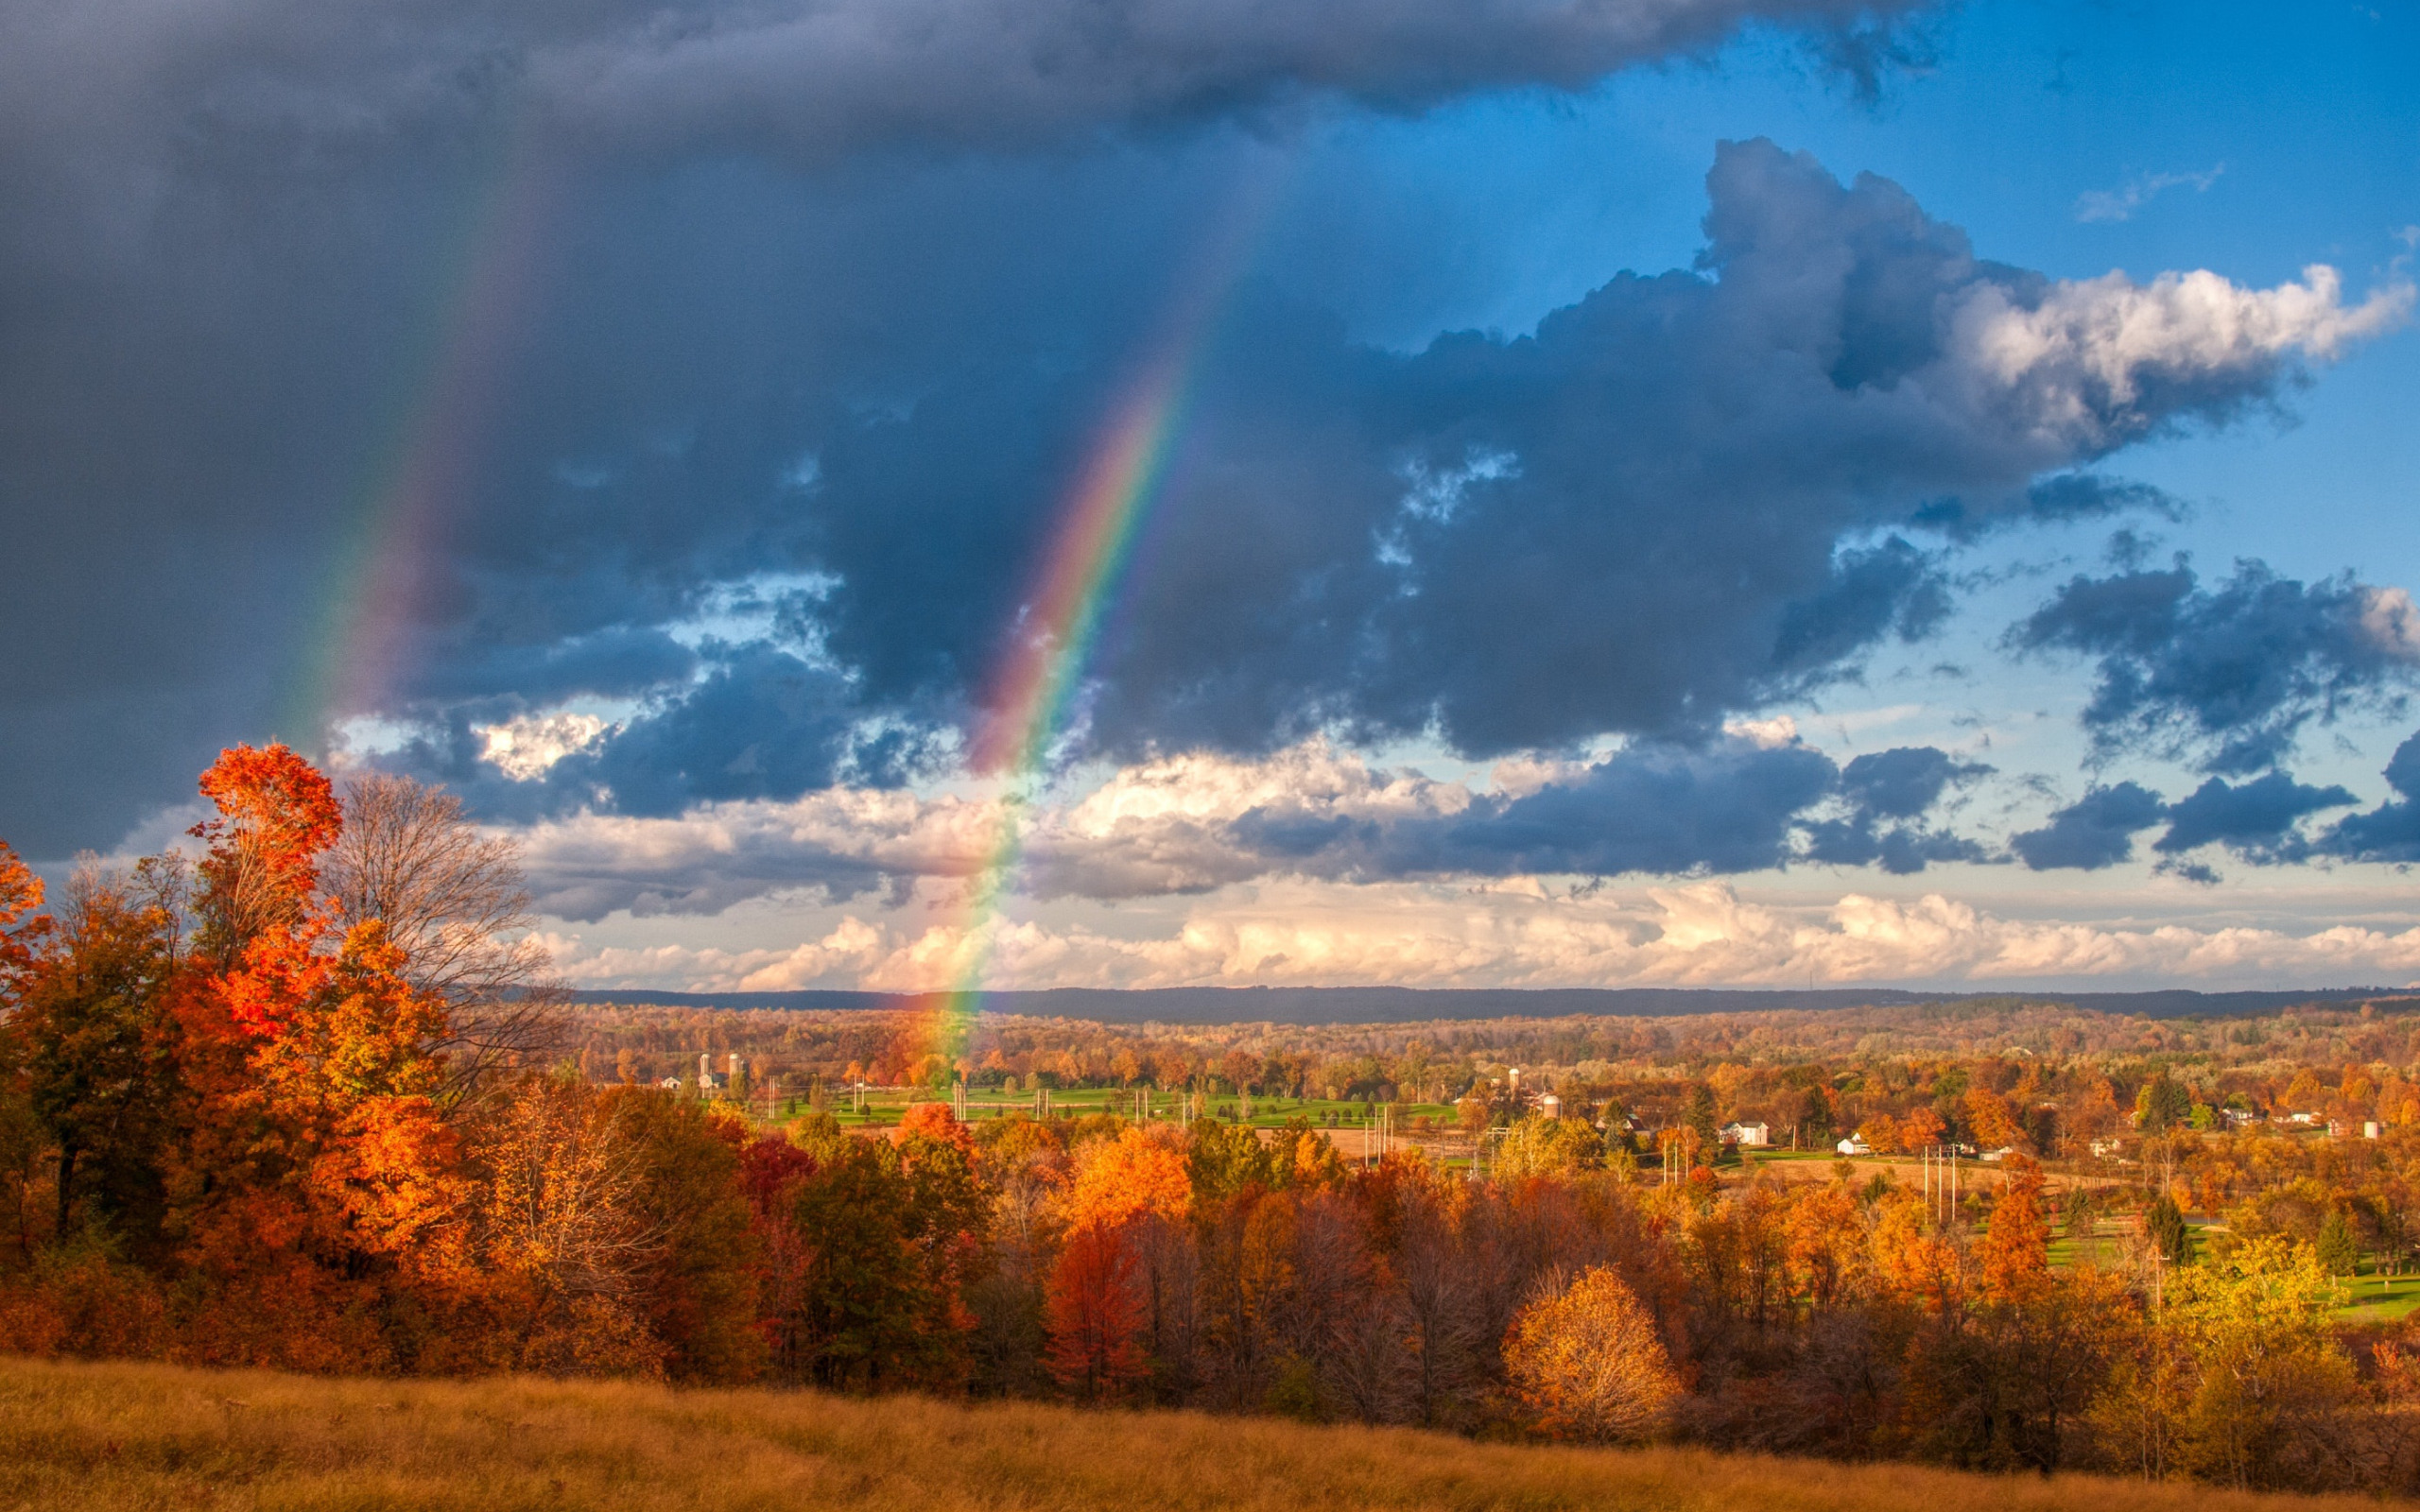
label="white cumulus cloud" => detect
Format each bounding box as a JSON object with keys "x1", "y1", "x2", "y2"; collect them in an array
[
  {"x1": 1948, "y1": 263, "x2": 2413, "y2": 448},
  {"x1": 477, "y1": 713, "x2": 613, "y2": 782},
  {"x1": 536, "y1": 879, "x2": 2420, "y2": 994}
]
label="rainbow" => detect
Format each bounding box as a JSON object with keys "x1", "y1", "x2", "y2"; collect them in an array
[
  {"x1": 287, "y1": 133, "x2": 561, "y2": 745},
  {"x1": 918, "y1": 179, "x2": 1280, "y2": 1073},
  {"x1": 283, "y1": 123, "x2": 1271, "y2": 1080}
]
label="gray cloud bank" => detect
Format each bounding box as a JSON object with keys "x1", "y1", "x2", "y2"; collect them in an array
[
  {"x1": 384, "y1": 144, "x2": 2404, "y2": 850},
  {"x1": 2014, "y1": 560, "x2": 2420, "y2": 777},
  {"x1": 0, "y1": 0, "x2": 1925, "y2": 857},
  {"x1": 0, "y1": 0, "x2": 1916, "y2": 170},
  {"x1": 2010, "y1": 730, "x2": 2420, "y2": 877},
  {"x1": 515, "y1": 734, "x2": 1991, "y2": 920}
]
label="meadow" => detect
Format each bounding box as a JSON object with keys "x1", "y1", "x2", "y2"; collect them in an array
[{"x1": 0, "y1": 1355, "x2": 2390, "y2": 1512}]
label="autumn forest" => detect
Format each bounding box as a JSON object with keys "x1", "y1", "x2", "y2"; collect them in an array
[{"x1": 9, "y1": 747, "x2": 2420, "y2": 1496}]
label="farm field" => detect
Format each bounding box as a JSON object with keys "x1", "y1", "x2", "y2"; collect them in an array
[
  {"x1": 0, "y1": 1356, "x2": 2390, "y2": 1512},
  {"x1": 811, "y1": 1084, "x2": 1461, "y2": 1134},
  {"x1": 2339, "y1": 1273, "x2": 2420, "y2": 1324}
]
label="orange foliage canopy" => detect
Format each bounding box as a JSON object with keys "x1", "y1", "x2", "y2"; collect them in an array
[
  {"x1": 0, "y1": 839, "x2": 43, "y2": 978},
  {"x1": 195, "y1": 743, "x2": 341, "y2": 906},
  {"x1": 161, "y1": 746, "x2": 472, "y2": 1366},
  {"x1": 894, "y1": 1101, "x2": 977, "y2": 1154},
  {"x1": 1503, "y1": 1265, "x2": 1682, "y2": 1444},
  {"x1": 1042, "y1": 1127, "x2": 1187, "y2": 1401},
  {"x1": 1979, "y1": 1154, "x2": 2050, "y2": 1301},
  {"x1": 1964, "y1": 1087, "x2": 2024, "y2": 1150},
  {"x1": 1893, "y1": 1105, "x2": 1946, "y2": 1153},
  {"x1": 1064, "y1": 1128, "x2": 1189, "y2": 1232},
  {"x1": 191, "y1": 744, "x2": 341, "y2": 1037},
  {"x1": 1784, "y1": 1181, "x2": 1863, "y2": 1309},
  {"x1": 1043, "y1": 1222, "x2": 1148, "y2": 1399},
  {"x1": 1872, "y1": 1193, "x2": 1962, "y2": 1312}
]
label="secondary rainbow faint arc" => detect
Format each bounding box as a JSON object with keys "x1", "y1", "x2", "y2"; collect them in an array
[
  {"x1": 921, "y1": 180, "x2": 1281, "y2": 1072},
  {"x1": 289, "y1": 132, "x2": 560, "y2": 743}
]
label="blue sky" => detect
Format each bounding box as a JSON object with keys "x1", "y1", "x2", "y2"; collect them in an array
[
  {"x1": 2, "y1": 0, "x2": 2416, "y2": 992},
  {"x1": 1273, "y1": 2, "x2": 2417, "y2": 576}
]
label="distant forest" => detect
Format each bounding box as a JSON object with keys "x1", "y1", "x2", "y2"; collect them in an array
[{"x1": 565, "y1": 983, "x2": 2406, "y2": 1025}]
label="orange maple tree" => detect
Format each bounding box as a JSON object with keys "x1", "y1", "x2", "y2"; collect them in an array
[
  {"x1": 1045, "y1": 1221, "x2": 1149, "y2": 1398},
  {"x1": 1964, "y1": 1087, "x2": 2024, "y2": 1151},
  {"x1": 0, "y1": 841, "x2": 44, "y2": 981},
  {"x1": 1978, "y1": 1153, "x2": 2050, "y2": 1301},
  {"x1": 164, "y1": 745, "x2": 472, "y2": 1367}
]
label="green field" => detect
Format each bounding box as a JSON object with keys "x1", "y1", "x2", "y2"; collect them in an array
[
  {"x1": 2335, "y1": 1271, "x2": 2420, "y2": 1323},
  {"x1": 795, "y1": 1085, "x2": 1461, "y2": 1134},
  {"x1": 2047, "y1": 1219, "x2": 2122, "y2": 1270}
]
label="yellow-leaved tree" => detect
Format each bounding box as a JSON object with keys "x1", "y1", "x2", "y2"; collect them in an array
[
  {"x1": 2162, "y1": 1234, "x2": 2358, "y2": 1490},
  {"x1": 1503, "y1": 1265, "x2": 1681, "y2": 1444}
]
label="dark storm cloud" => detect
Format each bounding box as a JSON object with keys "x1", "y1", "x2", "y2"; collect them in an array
[
  {"x1": 2317, "y1": 730, "x2": 2420, "y2": 865},
  {"x1": 0, "y1": 0, "x2": 1928, "y2": 857},
  {"x1": 403, "y1": 626, "x2": 700, "y2": 707},
  {"x1": 0, "y1": 0, "x2": 1921, "y2": 173},
  {"x1": 1839, "y1": 745, "x2": 1987, "y2": 818},
  {"x1": 1803, "y1": 745, "x2": 1992, "y2": 873},
  {"x1": 2011, "y1": 560, "x2": 2420, "y2": 776},
  {"x1": 1769, "y1": 538, "x2": 1953, "y2": 675},
  {"x1": 0, "y1": 0, "x2": 2399, "y2": 874},
  {"x1": 1207, "y1": 736, "x2": 1989, "y2": 888},
  {"x1": 2010, "y1": 782, "x2": 2167, "y2": 871},
  {"x1": 562, "y1": 644, "x2": 862, "y2": 816},
  {"x1": 865, "y1": 140, "x2": 2363, "y2": 766},
  {"x1": 386, "y1": 638, "x2": 924, "y2": 828},
  {"x1": 2013, "y1": 766, "x2": 2363, "y2": 873},
  {"x1": 2154, "y1": 773, "x2": 2357, "y2": 863},
  {"x1": 1910, "y1": 472, "x2": 2187, "y2": 541},
  {"x1": 1388, "y1": 739, "x2": 1844, "y2": 877}
]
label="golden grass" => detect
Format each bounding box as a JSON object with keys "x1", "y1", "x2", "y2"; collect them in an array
[{"x1": 0, "y1": 1356, "x2": 2396, "y2": 1512}]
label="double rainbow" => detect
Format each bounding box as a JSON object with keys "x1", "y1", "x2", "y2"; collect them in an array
[{"x1": 289, "y1": 127, "x2": 1272, "y2": 1077}]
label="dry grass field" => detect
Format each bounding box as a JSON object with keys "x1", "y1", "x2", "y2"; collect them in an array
[{"x1": 0, "y1": 1357, "x2": 2403, "y2": 1512}]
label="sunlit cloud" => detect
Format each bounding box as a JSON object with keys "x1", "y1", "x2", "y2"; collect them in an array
[{"x1": 538, "y1": 878, "x2": 2420, "y2": 993}]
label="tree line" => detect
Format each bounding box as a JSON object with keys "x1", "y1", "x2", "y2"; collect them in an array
[{"x1": 4, "y1": 747, "x2": 2419, "y2": 1494}]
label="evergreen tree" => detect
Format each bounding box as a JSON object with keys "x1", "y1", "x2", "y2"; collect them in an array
[
  {"x1": 2146, "y1": 1193, "x2": 2193, "y2": 1266},
  {"x1": 2135, "y1": 1073, "x2": 2192, "y2": 1133},
  {"x1": 2062, "y1": 1183, "x2": 2095, "y2": 1239},
  {"x1": 2317, "y1": 1210, "x2": 2360, "y2": 1277},
  {"x1": 1685, "y1": 1083, "x2": 1720, "y2": 1153}
]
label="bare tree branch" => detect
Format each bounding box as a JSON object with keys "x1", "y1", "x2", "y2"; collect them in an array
[{"x1": 326, "y1": 773, "x2": 564, "y2": 1105}]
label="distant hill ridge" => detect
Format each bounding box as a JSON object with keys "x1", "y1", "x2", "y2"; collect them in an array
[{"x1": 562, "y1": 983, "x2": 2408, "y2": 1025}]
